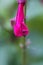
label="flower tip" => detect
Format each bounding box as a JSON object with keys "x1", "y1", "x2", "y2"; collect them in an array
[
  {"x1": 17, "y1": 0, "x2": 26, "y2": 3},
  {"x1": 10, "y1": 17, "x2": 16, "y2": 27}
]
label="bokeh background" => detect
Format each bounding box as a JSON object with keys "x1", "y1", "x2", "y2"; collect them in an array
[{"x1": 0, "y1": 0, "x2": 43, "y2": 65}]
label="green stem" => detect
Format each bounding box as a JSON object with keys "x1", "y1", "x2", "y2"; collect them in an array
[
  {"x1": 23, "y1": 36, "x2": 26, "y2": 65},
  {"x1": 23, "y1": 1, "x2": 27, "y2": 65}
]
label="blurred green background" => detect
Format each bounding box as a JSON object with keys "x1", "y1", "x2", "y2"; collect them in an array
[{"x1": 0, "y1": 0, "x2": 43, "y2": 65}]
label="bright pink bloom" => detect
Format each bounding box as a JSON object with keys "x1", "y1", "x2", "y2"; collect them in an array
[
  {"x1": 14, "y1": 21, "x2": 29, "y2": 37},
  {"x1": 10, "y1": 1, "x2": 29, "y2": 37}
]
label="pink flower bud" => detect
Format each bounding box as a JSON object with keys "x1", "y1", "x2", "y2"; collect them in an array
[{"x1": 10, "y1": 3, "x2": 29, "y2": 37}]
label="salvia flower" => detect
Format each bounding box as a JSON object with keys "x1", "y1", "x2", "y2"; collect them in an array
[{"x1": 10, "y1": 0, "x2": 29, "y2": 37}]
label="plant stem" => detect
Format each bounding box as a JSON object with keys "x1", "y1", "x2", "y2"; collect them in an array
[
  {"x1": 23, "y1": 1, "x2": 27, "y2": 65},
  {"x1": 23, "y1": 36, "x2": 26, "y2": 65}
]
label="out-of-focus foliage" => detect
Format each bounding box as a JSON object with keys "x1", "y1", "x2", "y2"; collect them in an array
[{"x1": 0, "y1": 0, "x2": 43, "y2": 65}]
